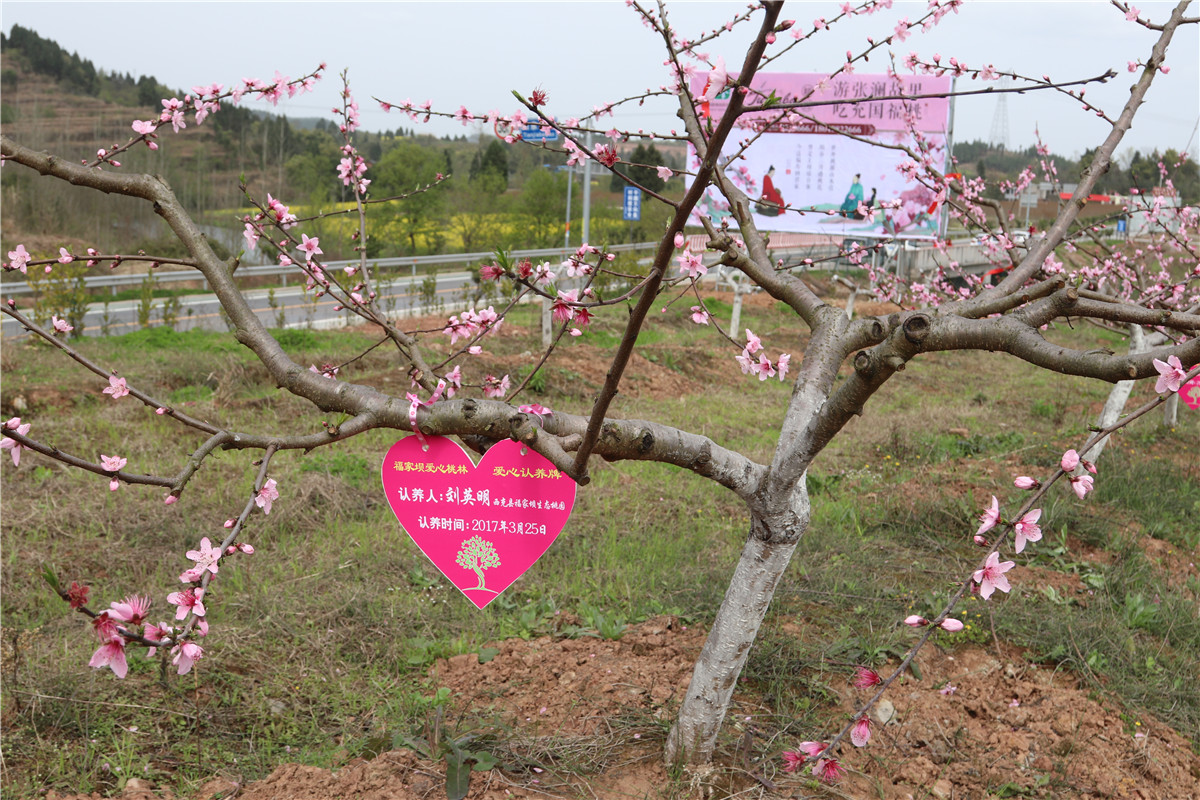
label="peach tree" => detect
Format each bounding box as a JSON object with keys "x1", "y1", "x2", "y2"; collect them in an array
[{"x1": 2, "y1": 0, "x2": 1198, "y2": 782}]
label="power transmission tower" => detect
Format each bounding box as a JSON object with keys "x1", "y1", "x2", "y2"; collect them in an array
[{"x1": 988, "y1": 77, "x2": 1011, "y2": 152}]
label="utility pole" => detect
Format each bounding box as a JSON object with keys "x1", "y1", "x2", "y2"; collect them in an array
[
  {"x1": 581, "y1": 131, "x2": 593, "y2": 245},
  {"x1": 564, "y1": 166, "x2": 573, "y2": 249}
]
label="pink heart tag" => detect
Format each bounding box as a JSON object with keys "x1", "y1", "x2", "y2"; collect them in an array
[
  {"x1": 1181, "y1": 375, "x2": 1200, "y2": 411},
  {"x1": 381, "y1": 436, "x2": 576, "y2": 609}
]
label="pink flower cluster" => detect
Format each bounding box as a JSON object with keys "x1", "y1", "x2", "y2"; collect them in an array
[
  {"x1": 130, "y1": 70, "x2": 320, "y2": 154},
  {"x1": 337, "y1": 147, "x2": 371, "y2": 195},
  {"x1": 85, "y1": 589, "x2": 207, "y2": 679},
  {"x1": 551, "y1": 290, "x2": 593, "y2": 333},
  {"x1": 781, "y1": 741, "x2": 842, "y2": 783},
  {"x1": 444, "y1": 306, "x2": 501, "y2": 345},
  {"x1": 734, "y1": 329, "x2": 791, "y2": 382},
  {"x1": 482, "y1": 374, "x2": 511, "y2": 399}
]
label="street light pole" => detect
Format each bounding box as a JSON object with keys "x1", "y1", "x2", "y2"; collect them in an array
[
  {"x1": 564, "y1": 166, "x2": 573, "y2": 249},
  {"x1": 581, "y1": 130, "x2": 593, "y2": 245}
]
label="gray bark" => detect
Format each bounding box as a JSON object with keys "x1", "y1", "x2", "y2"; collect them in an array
[
  {"x1": 664, "y1": 484, "x2": 809, "y2": 764},
  {"x1": 1084, "y1": 325, "x2": 1147, "y2": 464},
  {"x1": 1163, "y1": 393, "x2": 1179, "y2": 427}
]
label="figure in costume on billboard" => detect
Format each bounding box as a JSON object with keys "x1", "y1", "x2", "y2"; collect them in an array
[
  {"x1": 839, "y1": 173, "x2": 865, "y2": 216},
  {"x1": 755, "y1": 165, "x2": 785, "y2": 217},
  {"x1": 851, "y1": 187, "x2": 877, "y2": 220}
]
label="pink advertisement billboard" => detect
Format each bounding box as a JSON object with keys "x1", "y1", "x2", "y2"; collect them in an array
[{"x1": 689, "y1": 72, "x2": 953, "y2": 239}]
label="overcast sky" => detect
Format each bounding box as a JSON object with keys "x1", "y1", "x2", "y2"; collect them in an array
[{"x1": 3, "y1": 2, "x2": 1197, "y2": 161}]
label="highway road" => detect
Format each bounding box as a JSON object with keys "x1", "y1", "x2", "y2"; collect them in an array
[
  {"x1": 1, "y1": 239, "x2": 996, "y2": 340},
  {"x1": 2, "y1": 270, "x2": 478, "y2": 340}
]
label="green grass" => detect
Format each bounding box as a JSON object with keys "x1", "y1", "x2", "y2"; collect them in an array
[{"x1": 1, "y1": 297, "x2": 1197, "y2": 797}]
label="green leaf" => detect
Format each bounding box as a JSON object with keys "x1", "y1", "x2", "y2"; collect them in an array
[
  {"x1": 477, "y1": 647, "x2": 501, "y2": 664},
  {"x1": 908, "y1": 660, "x2": 922, "y2": 681},
  {"x1": 762, "y1": 90, "x2": 780, "y2": 109},
  {"x1": 468, "y1": 750, "x2": 498, "y2": 772},
  {"x1": 444, "y1": 751, "x2": 471, "y2": 800},
  {"x1": 41, "y1": 565, "x2": 61, "y2": 594},
  {"x1": 394, "y1": 733, "x2": 431, "y2": 759}
]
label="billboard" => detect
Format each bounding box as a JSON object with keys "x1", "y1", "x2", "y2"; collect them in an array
[{"x1": 689, "y1": 72, "x2": 953, "y2": 239}]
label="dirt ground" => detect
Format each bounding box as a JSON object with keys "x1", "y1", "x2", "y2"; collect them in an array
[{"x1": 45, "y1": 613, "x2": 1200, "y2": 800}]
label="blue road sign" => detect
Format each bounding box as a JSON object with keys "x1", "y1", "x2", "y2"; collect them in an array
[
  {"x1": 1117, "y1": 218, "x2": 1127, "y2": 234},
  {"x1": 623, "y1": 186, "x2": 642, "y2": 221},
  {"x1": 520, "y1": 119, "x2": 559, "y2": 143}
]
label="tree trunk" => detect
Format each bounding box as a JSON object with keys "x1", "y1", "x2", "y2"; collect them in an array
[
  {"x1": 730, "y1": 282, "x2": 744, "y2": 335},
  {"x1": 1162, "y1": 392, "x2": 1178, "y2": 428},
  {"x1": 1084, "y1": 325, "x2": 1146, "y2": 464},
  {"x1": 665, "y1": 484, "x2": 810, "y2": 766}
]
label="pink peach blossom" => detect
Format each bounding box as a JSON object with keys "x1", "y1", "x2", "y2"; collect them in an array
[
  {"x1": 1, "y1": 417, "x2": 31, "y2": 466},
  {"x1": 167, "y1": 587, "x2": 206, "y2": 619},
  {"x1": 185, "y1": 537, "x2": 221, "y2": 577},
  {"x1": 1152, "y1": 355, "x2": 1187, "y2": 394},
  {"x1": 108, "y1": 594, "x2": 150, "y2": 626},
  {"x1": 976, "y1": 496, "x2": 1001, "y2": 537},
  {"x1": 172, "y1": 641, "x2": 204, "y2": 675},
  {"x1": 973, "y1": 552, "x2": 1015, "y2": 599},
  {"x1": 853, "y1": 666, "x2": 882, "y2": 688},
  {"x1": 255, "y1": 478, "x2": 279, "y2": 515},
  {"x1": 89, "y1": 638, "x2": 128, "y2": 679},
  {"x1": 850, "y1": 715, "x2": 871, "y2": 747},
  {"x1": 1070, "y1": 474, "x2": 1094, "y2": 499},
  {"x1": 1013, "y1": 508, "x2": 1042, "y2": 553},
  {"x1": 102, "y1": 375, "x2": 129, "y2": 400}
]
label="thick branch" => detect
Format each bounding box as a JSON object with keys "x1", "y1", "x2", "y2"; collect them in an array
[
  {"x1": 922, "y1": 313, "x2": 1200, "y2": 382},
  {"x1": 567, "y1": 1, "x2": 783, "y2": 480}
]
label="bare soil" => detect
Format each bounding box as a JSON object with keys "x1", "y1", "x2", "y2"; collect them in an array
[{"x1": 44, "y1": 613, "x2": 1200, "y2": 799}]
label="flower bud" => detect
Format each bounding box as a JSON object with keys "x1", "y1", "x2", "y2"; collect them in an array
[
  {"x1": 973, "y1": 534, "x2": 990, "y2": 547},
  {"x1": 238, "y1": 543, "x2": 255, "y2": 554},
  {"x1": 224, "y1": 519, "x2": 235, "y2": 528},
  {"x1": 903, "y1": 614, "x2": 929, "y2": 627},
  {"x1": 1013, "y1": 476, "x2": 1039, "y2": 489},
  {"x1": 164, "y1": 494, "x2": 178, "y2": 505},
  {"x1": 938, "y1": 618, "x2": 964, "y2": 632}
]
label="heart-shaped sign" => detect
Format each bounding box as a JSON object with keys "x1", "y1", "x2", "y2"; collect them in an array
[
  {"x1": 1181, "y1": 375, "x2": 1200, "y2": 411},
  {"x1": 381, "y1": 436, "x2": 576, "y2": 609}
]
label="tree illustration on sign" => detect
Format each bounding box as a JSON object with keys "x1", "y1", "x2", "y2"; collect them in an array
[{"x1": 455, "y1": 536, "x2": 500, "y2": 592}]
